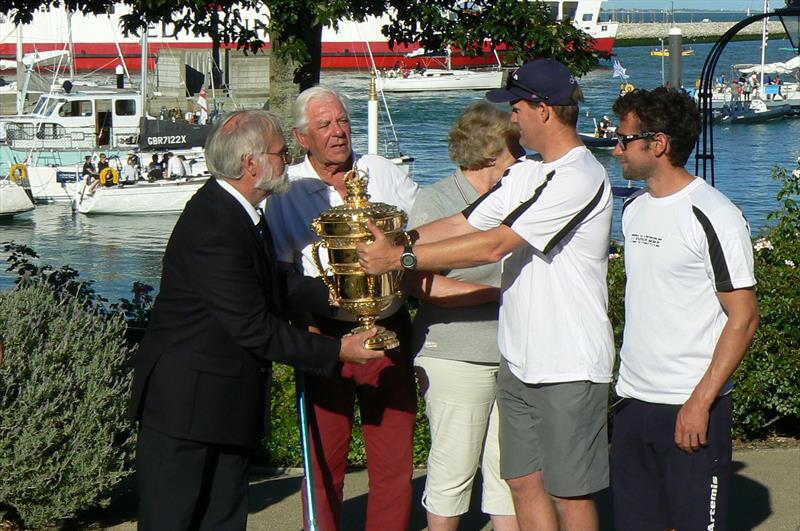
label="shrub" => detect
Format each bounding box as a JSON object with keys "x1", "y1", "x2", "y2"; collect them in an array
[
  {"x1": 732, "y1": 165, "x2": 800, "y2": 439},
  {"x1": 0, "y1": 283, "x2": 136, "y2": 528}
]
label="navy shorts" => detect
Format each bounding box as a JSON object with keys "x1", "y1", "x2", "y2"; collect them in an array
[{"x1": 610, "y1": 394, "x2": 733, "y2": 531}]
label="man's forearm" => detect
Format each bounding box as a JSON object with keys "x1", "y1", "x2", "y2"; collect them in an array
[
  {"x1": 414, "y1": 228, "x2": 519, "y2": 271},
  {"x1": 413, "y1": 212, "x2": 477, "y2": 245},
  {"x1": 688, "y1": 289, "x2": 759, "y2": 409}
]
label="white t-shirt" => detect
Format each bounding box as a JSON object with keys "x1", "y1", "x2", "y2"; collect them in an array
[
  {"x1": 465, "y1": 146, "x2": 615, "y2": 384},
  {"x1": 616, "y1": 177, "x2": 756, "y2": 404},
  {"x1": 167, "y1": 156, "x2": 186, "y2": 178},
  {"x1": 266, "y1": 153, "x2": 418, "y2": 319}
]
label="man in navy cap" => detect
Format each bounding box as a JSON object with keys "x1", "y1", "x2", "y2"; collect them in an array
[{"x1": 357, "y1": 58, "x2": 614, "y2": 530}]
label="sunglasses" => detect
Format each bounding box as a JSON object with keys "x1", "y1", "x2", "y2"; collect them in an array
[
  {"x1": 613, "y1": 131, "x2": 658, "y2": 150},
  {"x1": 506, "y1": 71, "x2": 550, "y2": 102}
]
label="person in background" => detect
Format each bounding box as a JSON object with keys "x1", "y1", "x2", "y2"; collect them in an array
[
  {"x1": 97, "y1": 153, "x2": 109, "y2": 172},
  {"x1": 121, "y1": 153, "x2": 139, "y2": 185},
  {"x1": 357, "y1": 58, "x2": 615, "y2": 531},
  {"x1": 147, "y1": 154, "x2": 163, "y2": 182},
  {"x1": 610, "y1": 87, "x2": 759, "y2": 531},
  {"x1": 162, "y1": 152, "x2": 174, "y2": 180},
  {"x1": 597, "y1": 115, "x2": 613, "y2": 138},
  {"x1": 167, "y1": 152, "x2": 187, "y2": 179},
  {"x1": 409, "y1": 101, "x2": 522, "y2": 531},
  {"x1": 81, "y1": 155, "x2": 97, "y2": 182},
  {"x1": 129, "y1": 110, "x2": 384, "y2": 530},
  {"x1": 266, "y1": 85, "x2": 418, "y2": 531}
]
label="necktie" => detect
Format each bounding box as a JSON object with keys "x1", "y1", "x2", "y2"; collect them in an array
[{"x1": 255, "y1": 207, "x2": 266, "y2": 241}]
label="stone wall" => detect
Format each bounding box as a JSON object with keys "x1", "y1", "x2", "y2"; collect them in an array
[{"x1": 617, "y1": 21, "x2": 786, "y2": 40}]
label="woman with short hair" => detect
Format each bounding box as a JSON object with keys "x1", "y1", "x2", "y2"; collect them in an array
[{"x1": 409, "y1": 101, "x2": 523, "y2": 531}]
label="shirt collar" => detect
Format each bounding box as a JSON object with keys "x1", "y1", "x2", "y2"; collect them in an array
[
  {"x1": 294, "y1": 153, "x2": 363, "y2": 195},
  {"x1": 215, "y1": 178, "x2": 261, "y2": 225}
]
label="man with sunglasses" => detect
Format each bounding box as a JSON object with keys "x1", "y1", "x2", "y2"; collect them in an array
[
  {"x1": 357, "y1": 58, "x2": 615, "y2": 531},
  {"x1": 610, "y1": 88, "x2": 759, "y2": 531},
  {"x1": 266, "y1": 85, "x2": 418, "y2": 531}
]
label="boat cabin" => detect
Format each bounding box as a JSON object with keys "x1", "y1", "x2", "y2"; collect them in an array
[{"x1": 2, "y1": 88, "x2": 141, "y2": 151}]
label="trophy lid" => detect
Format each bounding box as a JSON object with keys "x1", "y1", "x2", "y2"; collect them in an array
[{"x1": 311, "y1": 167, "x2": 407, "y2": 237}]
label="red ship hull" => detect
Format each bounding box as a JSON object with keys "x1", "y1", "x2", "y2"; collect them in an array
[{"x1": 0, "y1": 37, "x2": 615, "y2": 73}]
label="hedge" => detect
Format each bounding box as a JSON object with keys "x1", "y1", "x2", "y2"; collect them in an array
[{"x1": 0, "y1": 284, "x2": 136, "y2": 528}]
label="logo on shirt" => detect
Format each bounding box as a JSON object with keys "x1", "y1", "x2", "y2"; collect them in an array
[{"x1": 629, "y1": 233, "x2": 662, "y2": 248}]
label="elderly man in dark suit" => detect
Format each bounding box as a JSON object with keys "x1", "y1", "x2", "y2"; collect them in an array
[{"x1": 129, "y1": 110, "x2": 384, "y2": 530}]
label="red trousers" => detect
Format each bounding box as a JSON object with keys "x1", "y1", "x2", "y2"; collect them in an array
[{"x1": 302, "y1": 312, "x2": 416, "y2": 531}]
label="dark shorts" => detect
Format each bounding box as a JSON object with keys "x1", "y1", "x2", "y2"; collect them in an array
[
  {"x1": 497, "y1": 359, "x2": 609, "y2": 497},
  {"x1": 610, "y1": 394, "x2": 733, "y2": 531}
]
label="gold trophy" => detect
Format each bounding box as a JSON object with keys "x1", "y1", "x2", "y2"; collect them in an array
[{"x1": 310, "y1": 167, "x2": 409, "y2": 350}]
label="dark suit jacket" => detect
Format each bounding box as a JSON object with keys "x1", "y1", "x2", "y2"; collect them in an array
[{"x1": 129, "y1": 178, "x2": 341, "y2": 447}]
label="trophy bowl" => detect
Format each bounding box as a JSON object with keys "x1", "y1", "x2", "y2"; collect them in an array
[{"x1": 310, "y1": 167, "x2": 408, "y2": 350}]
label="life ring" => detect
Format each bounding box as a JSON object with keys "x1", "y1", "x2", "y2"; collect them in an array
[
  {"x1": 99, "y1": 167, "x2": 120, "y2": 185},
  {"x1": 9, "y1": 163, "x2": 28, "y2": 183},
  {"x1": 620, "y1": 82, "x2": 635, "y2": 94}
]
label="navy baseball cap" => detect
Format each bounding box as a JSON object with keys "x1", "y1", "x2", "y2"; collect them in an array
[{"x1": 487, "y1": 58, "x2": 579, "y2": 106}]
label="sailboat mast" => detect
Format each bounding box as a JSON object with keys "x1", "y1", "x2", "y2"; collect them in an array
[
  {"x1": 760, "y1": 0, "x2": 769, "y2": 97},
  {"x1": 67, "y1": 8, "x2": 75, "y2": 80},
  {"x1": 16, "y1": 25, "x2": 24, "y2": 115},
  {"x1": 141, "y1": 27, "x2": 148, "y2": 118}
]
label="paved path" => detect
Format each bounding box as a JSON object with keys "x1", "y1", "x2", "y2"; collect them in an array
[{"x1": 89, "y1": 447, "x2": 799, "y2": 530}]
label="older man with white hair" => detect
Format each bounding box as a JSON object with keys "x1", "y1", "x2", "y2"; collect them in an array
[
  {"x1": 266, "y1": 86, "x2": 418, "y2": 531},
  {"x1": 129, "y1": 110, "x2": 383, "y2": 530}
]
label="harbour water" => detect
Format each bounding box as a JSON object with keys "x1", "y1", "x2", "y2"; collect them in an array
[{"x1": 1, "y1": 39, "x2": 798, "y2": 302}]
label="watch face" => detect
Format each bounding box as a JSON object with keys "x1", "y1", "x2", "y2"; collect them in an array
[{"x1": 401, "y1": 252, "x2": 417, "y2": 269}]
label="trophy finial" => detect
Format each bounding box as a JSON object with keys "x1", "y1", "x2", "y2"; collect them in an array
[{"x1": 344, "y1": 167, "x2": 371, "y2": 207}]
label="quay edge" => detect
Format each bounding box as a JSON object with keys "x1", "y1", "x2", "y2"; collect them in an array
[{"x1": 614, "y1": 21, "x2": 788, "y2": 47}]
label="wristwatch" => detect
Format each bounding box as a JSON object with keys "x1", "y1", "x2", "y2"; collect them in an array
[{"x1": 400, "y1": 242, "x2": 418, "y2": 270}]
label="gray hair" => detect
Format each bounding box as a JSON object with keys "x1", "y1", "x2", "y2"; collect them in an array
[
  {"x1": 204, "y1": 110, "x2": 284, "y2": 180},
  {"x1": 449, "y1": 102, "x2": 518, "y2": 170},
  {"x1": 293, "y1": 85, "x2": 350, "y2": 134}
]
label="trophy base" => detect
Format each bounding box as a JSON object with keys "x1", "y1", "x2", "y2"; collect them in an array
[{"x1": 352, "y1": 325, "x2": 400, "y2": 351}]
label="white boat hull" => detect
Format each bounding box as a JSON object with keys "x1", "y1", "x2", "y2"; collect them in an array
[
  {"x1": 74, "y1": 177, "x2": 208, "y2": 215},
  {"x1": 378, "y1": 69, "x2": 504, "y2": 93},
  {"x1": 0, "y1": 180, "x2": 35, "y2": 217},
  {"x1": 23, "y1": 166, "x2": 80, "y2": 203}
]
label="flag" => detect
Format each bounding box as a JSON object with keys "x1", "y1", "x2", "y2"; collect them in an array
[
  {"x1": 612, "y1": 59, "x2": 629, "y2": 80},
  {"x1": 197, "y1": 87, "x2": 208, "y2": 125}
]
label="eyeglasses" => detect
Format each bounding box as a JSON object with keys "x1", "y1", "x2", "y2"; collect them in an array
[
  {"x1": 264, "y1": 148, "x2": 292, "y2": 164},
  {"x1": 506, "y1": 71, "x2": 550, "y2": 102},
  {"x1": 613, "y1": 131, "x2": 658, "y2": 150}
]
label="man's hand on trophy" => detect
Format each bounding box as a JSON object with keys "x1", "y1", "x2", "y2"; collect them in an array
[
  {"x1": 357, "y1": 220, "x2": 402, "y2": 275},
  {"x1": 339, "y1": 328, "x2": 385, "y2": 364}
]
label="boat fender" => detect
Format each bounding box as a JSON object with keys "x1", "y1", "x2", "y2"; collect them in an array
[
  {"x1": 99, "y1": 167, "x2": 120, "y2": 185},
  {"x1": 9, "y1": 163, "x2": 28, "y2": 183}
]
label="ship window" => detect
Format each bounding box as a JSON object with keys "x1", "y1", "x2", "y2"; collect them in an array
[
  {"x1": 58, "y1": 100, "x2": 92, "y2": 117},
  {"x1": 32, "y1": 97, "x2": 48, "y2": 115},
  {"x1": 115, "y1": 99, "x2": 137, "y2": 116},
  {"x1": 543, "y1": 2, "x2": 559, "y2": 21},
  {"x1": 563, "y1": 2, "x2": 578, "y2": 20},
  {"x1": 582, "y1": 13, "x2": 593, "y2": 22}
]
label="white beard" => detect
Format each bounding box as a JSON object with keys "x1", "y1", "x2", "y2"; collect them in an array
[{"x1": 256, "y1": 167, "x2": 291, "y2": 195}]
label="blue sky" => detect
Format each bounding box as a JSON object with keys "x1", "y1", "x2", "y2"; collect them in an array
[{"x1": 604, "y1": 0, "x2": 770, "y2": 10}]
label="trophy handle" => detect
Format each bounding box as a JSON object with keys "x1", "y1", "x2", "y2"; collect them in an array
[{"x1": 311, "y1": 239, "x2": 340, "y2": 302}]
